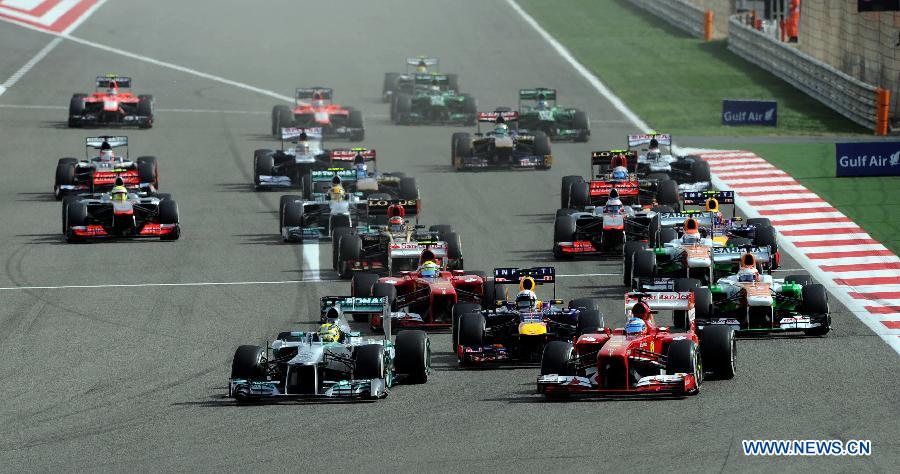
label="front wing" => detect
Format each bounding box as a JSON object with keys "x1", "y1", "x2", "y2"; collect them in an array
[
  {"x1": 537, "y1": 373, "x2": 698, "y2": 397},
  {"x1": 229, "y1": 377, "x2": 387, "y2": 401}
]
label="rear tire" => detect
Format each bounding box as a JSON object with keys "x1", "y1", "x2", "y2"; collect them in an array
[
  {"x1": 348, "y1": 110, "x2": 365, "y2": 141},
  {"x1": 399, "y1": 177, "x2": 419, "y2": 200},
  {"x1": 272, "y1": 105, "x2": 293, "y2": 137},
  {"x1": 570, "y1": 182, "x2": 590, "y2": 208},
  {"x1": 337, "y1": 234, "x2": 362, "y2": 279},
  {"x1": 353, "y1": 344, "x2": 385, "y2": 380},
  {"x1": 372, "y1": 283, "x2": 398, "y2": 311},
  {"x1": 690, "y1": 160, "x2": 710, "y2": 182},
  {"x1": 560, "y1": 175, "x2": 583, "y2": 208},
  {"x1": 576, "y1": 309, "x2": 605, "y2": 335},
  {"x1": 137, "y1": 156, "x2": 159, "y2": 189},
  {"x1": 445, "y1": 232, "x2": 463, "y2": 269},
  {"x1": 351, "y1": 272, "x2": 381, "y2": 321},
  {"x1": 623, "y1": 241, "x2": 647, "y2": 286},
  {"x1": 657, "y1": 179, "x2": 679, "y2": 207},
  {"x1": 632, "y1": 250, "x2": 656, "y2": 284}
]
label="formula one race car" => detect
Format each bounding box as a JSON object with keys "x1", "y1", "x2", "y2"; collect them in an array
[
  {"x1": 382, "y1": 56, "x2": 459, "y2": 102},
  {"x1": 253, "y1": 127, "x2": 328, "y2": 191},
  {"x1": 271, "y1": 88, "x2": 364, "y2": 140},
  {"x1": 68, "y1": 75, "x2": 154, "y2": 128},
  {"x1": 560, "y1": 150, "x2": 679, "y2": 210},
  {"x1": 228, "y1": 296, "x2": 430, "y2": 402},
  {"x1": 61, "y1": 180, "x2": 180, "y2": 242},
  {"x1": 517, "y1": 88, "x2": 590, "y2": 142},
  {"x1": 350, "y1": 259, "x2": 487, "y2": 331},
  {"x1": 304, "y1": 149, "x2": 419, "y2": 202},
  {"x1": 537, "y1": 290, "x2": 736, "y2": 398},
  {"x1": 451, "y1": 111, "x2": 552, "y2": 170},
  {"x1": 279, "y1": 185, "x2": 372, "y2": 242},
  {"x1": 704, "y1": 253, "x2": 831, "y2": 336},
  {"x1": 627, "y1": 133, "x2": 710, "y2": 187},
  {"x1": 455, "y1": 267, "x2": 605, "y2": 366},
  {"x1": 54, "y1": 136, "x2": 160, "y2": 200},
  {"x1": 390, "y1": 73, "x2": 476, "y2": 125},
  {"x1": 334, "y1": 200, "x2": 462, "y2": 279}
]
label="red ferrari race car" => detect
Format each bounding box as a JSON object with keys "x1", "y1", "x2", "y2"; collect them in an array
[
  {"x1": 350, "y1": 252, "x2": 487, "y2": 331},
  {"x1": 68, "y1": 75, "x2": 154, "y2": 128},
  {"x1": 537, "y1": 289, "x2": 735, "y2": 398},
  {"x1": 270, "y1": 87, "x2": 364, "y2": 141}
]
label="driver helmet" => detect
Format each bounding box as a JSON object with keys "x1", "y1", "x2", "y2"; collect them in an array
[
  {"x1": 537, "y1": 99, "x2": 549, "y2": 109},
  {"x1": 737, "y1": 263, "x2": 760, "y2": 283},
  {"x1": 648, "y1": 138, "x2": 660, "y2": 151},
  {"x1": 354, "y1": 158, "x2": 368, "y2": 180},
  {"x1": 612, "y1": 166, "x2": 628, "y2": 180},
  {"x1": 329, "y1": 184, "x2": 345, "y2": 201},
  {"x1": 420, "y1": 260, "x2": 439, "y2": 278},
  {"x1": 604, "y1": 196, "x2": 623, "y2": 214},
  {"x1": 625, "y1": 317, "x2": 647, "y2": 336},
  {"x1": 389, "y1": 216, "x2": 405, "y2": 233},
  {"x1": 494, "y1": 123, "x2": 509, "y2": 136},
  {"x1": 429, "y1": 84, "x2": 441, "y2": 93},
  {"x1": 416, "y1": 61, "x2": 428, "y2": 74},
  {"x1": 631, "y1": 301, "x2": 653, "y2": 322},
  {"x1": 682, "y1": 218, "x2": 701, "y2": 245},
  {"x1": 515, "y1": 289, "x2": 537, "y2": 311},
  {"x1": 99, "y1": 142, "x2": 114, "y2": 161},
  {"x1": 110, "y1": 185, "x2": 128, "y2": 201},
  {"x1": 318, "y1": 323, "x2": 341, "y2": 343}
]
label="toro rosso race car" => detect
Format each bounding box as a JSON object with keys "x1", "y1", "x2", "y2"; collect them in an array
[
  {"x1": 68, "y1": 75, "x2": 154, "y2": 128},
  {"x1": 61, "y1": 180, "x2": 180, "y2": 242},
  {"x1": 451, "y1": 111, "x2": 552, "y2": 170},
  {"x1": 704, "y1": 253, "x2": 831, "y2": 336},
  {"x1": 560, "y1": 150, "x2": 680, "y2": 211},
  {"x1": 517, "y1": 88, "x2": 590, "y2": 142},
  {"x1": 54, "y1": 136, "x2": 159, "y2": 200},
  {"x1": 382, "y1": 56, "x2": 459, "y2": 102},
  {"x1": 271, "y1": 87, "x2": 364, "y2": 141},
  {"x1": 455, "y1": 267, "x2": 605, "y2": 366},
  {"x1": 390, "y1": 73, "x2": 476, "y2": 125},
  {"x1": 537, "y1": 290, "x2": 736, "y2": 398},
  {"x1": 627, "y1": 133, "x2": 710, "y2": 187},
  {"x1": 229, "y1": 296, "x2": 429, "y2": 402}
]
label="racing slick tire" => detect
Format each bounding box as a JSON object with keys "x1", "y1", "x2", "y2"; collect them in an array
[
  {"x1": 785, "y1": 275, "x2": 813, "y2": 287},
  {"x1": 573, "y1": 110, "x2": 590, "y2": 142},
  {"x1": 666, "y1": 339, "x2": 701, "y2": 389},
  {"x1": 533, "y1": 132, "x2": 552, "y2": 170},
  {"x1": 451, "y1": 132, "x2": 467, "y2": 166},
  {"x1": 395, "y1": 330, "x2": 430, "y2": 384},
  {"x1": 231, "y1": 345, "x2": 266, "y2": 380},
  {"x1": 399, "y1": 177, "x2": 419, "y2": 200},
  {"x1": 68, "y1": 94, "x2": 86, "y2": 127},
  {"x1": 623, "y1": 241, "x2": 648, "y2": 286},
  {"x1": 158, "y1": 199, "x2": 180, "y2": 241},
  {"x1": 331, "y1": 226, "x2": 354, "y2": 269},
  {"x1": 453, "y1": 133, "x2": 472, "y2": 170},
  {"x1": 553, "y1": 215, "x2": 576, "y2": 259},
  {"x1": 429, "y1": 224, "x2": 453, "y2": 240},
  {"x1": 253, "y1": 150, "x2": 275, "y2": 188},
  {"x1": 651, "y1": 205, "x2": 674, "y2": 213},
  {"x1": 674, "y1": 278, "x2": 701, "y2": 291},
  {"x1": 693, "y1": 287, "x2": 713, "y2": 323},
  {"x1": 348, "y1": 109, "x2": 365, "y2": 141},
  {"x1": 279, "y1": 195, "x2": 301, "y2": 231},
  {"x1": 576, "y1": 309, "x2": 605, "y2": 335},
  {"x1": 555, "y1": 208, "x2": 577, "y2": 218},
  {"x1": 64, "y1": 201, "x2": 88, "y2": 242},
  {"x1": 282, "y1": 200, "x2": 303, "y2": 243},
  {"x1": 800, "y1": 284, "x2": 830, "y2": 336},
  {"x1": 690, "y1": 159, "x2": 710, "y2": 183},
  {"x1": 300, "y1": 170, "x2": 313, "y2": 199},
  {"x1": 747, "y1": 218, "x2": 772, "y2": 227},
  {"x1": 632, "y1": 250, "x2": 657, "y2": 284},
  {"x1": 657, "y1": 179, "x2": 679, "y2": 208},
  {"x1": 137, "y1": 95, "x2": 154, "y2": 128},
  {"x1": 752, "y1": 225, "x2": 779, "y2": 267},
  {"x1": 570, "y1": 182, "x2": 590, "y2": 208},
  {"x1": 657, "y1": 227, "x2": 678, "y2": 247},
  {"x1": 541, "y1": 341, "x2": 573, "y2": 376},
  {"x1": 461, "y1": 94, "x2": 477, "y2": 126},
  {"x1": 393, "y1": 93, "x2": 412, "y2": 125},
  {"x1": 568, "y1": 297, "x2": 601, "y2": 314},
  {"x1": 560, "y1": 175, "x2": 583, "y2": 208},
  {"x1": 351, "y1": 272, "x2": 381, "y2": 322},
  {"x1": 271, "y1": 105, "x2": 293, "y2": 137},
  {"x1": 445, "y1": 232, "x2": 463, "y2": 270},
  {"x1": 61, "y1": 195, "x2": 79, "y2": 234},
  {"x1": 353, "y1": 344, "x2": 386, "y2": 381},
  {"x1": 382, "y1": 72, "x2": 400, "y2": 102},
  {"x1": 54, "y1": 159, "x2": 77, "y2": 200},
  {"x1": 137, "y1": 156, "x2": 159, "y2": 189},
  {"x1": 699, "y1": 325, "x2": 736, "y2": 380},
  {"x1": 452, "y1": 303, "x2": 482, "y2": 352},
  {"x1": 337, "y1": 234, "x2": 363, "y2": 279},
  {"x1": 457, "y1": 312, "x2": 485, "y2": 353},
  {"x1": 481, "y1": 279, "x2": 501, "y2": 309}
]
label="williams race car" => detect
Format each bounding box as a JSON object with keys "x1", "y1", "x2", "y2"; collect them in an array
[
  {"x1": 390, "y1": 73, "x2": 476, "y2": 125},
  {"x1": 229, "y1": 296, "x2": 430, "y2": 402},
  {"x1": 627, "y1": 133, "x2": 710, "y2": 187},
  {"x1": 382, "y1": 56, "x2": 459, "y2": 102},
  {"x1": 68, "y1": 75, "x2": 154, "y2": 128},
  {"x1": 54, "y1": 136, "x2": 160, "y2": 200},
  {"x1": 253, "y1": 127, "x2": 328, "y2": 191},
  {"x1": 271, "y1": 87, "x2": 364, "y2": 140},
  {"x1": 451, "y1": 111, "x2": 552, "y2": 170},
  {"x1": 61, "y1": 181, "x2": 180, "y2": 242},
  {"x1": 517, "y1": 88, "x2": 589, "y2": 142},
  {"x1": 537, "y1": 289, "x2": 736, "y2": 398},
  {"x1": 455, "y1": 267, "x2": 605, "y2": 366}
]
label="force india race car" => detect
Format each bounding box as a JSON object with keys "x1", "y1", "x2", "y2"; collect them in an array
[
  {"x1": 627, "y1": 133, "x2": 710, "y2": 186},
  {"x1": 270, "y1": 87, "x2": 364, "y2": 140},
  {"x1": 54, "y1": 136, "x2": 160, "y2": 200},
  {"x1": 451, "y1": 111, "x2": 552, "y2": 170},
  {"x1": 560, "y1": 150, "x2": 680, "y2": 210},
  {"x1": 383, "y1": 56, "x2": 460, "y2": 102},
  {"x1": 455, "y1": 267, "x2": 605, "y2": 366},
  {"x1": 61, "y1": 180, "x2": 180, "y2": 242},
  {"x1": 334, "y1": 200, "x2": 462, "y2": 279},
  {"x1": 68, "y1": 75, "x2": 154, "y2": 128},
  {"x1": 537, "y1": 290, "x2": 736, "y2": 398},
  {"x1": 390, "y1": 73, "x2": 476, "y2": 125},
  {"x1": 517, "y1": 88, "x2": 590, "y2": 142},
  {"x1": 228, "y1": 296, "x2": 429, "y2": 402}
]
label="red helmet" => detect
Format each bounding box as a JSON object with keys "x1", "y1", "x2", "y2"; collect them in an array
[
  {"x1": 631, "y1": 302, "x2": 652, "y2": 322},
  {"x1": 389, "y1": 216, "x2": 405, "y2": 232}
]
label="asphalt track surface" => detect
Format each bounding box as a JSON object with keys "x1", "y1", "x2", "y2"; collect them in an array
[{"x1": 0, "y1": 1, "x2": 897, "y2": 471}]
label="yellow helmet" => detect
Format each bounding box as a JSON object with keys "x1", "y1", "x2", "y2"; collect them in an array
[
  {"x1": 318, "y1": 323, "x2": 341, "y2": 343},
  {"x1": 329, "y1": 184, "x2": 345, "y2": 201},
  {"x1": 111, "y1": 185, "x2": 128, "y2": 201}
]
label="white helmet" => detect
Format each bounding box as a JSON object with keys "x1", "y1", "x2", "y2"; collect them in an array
[{"x1": 515, "y1": 290, "x2": 537, "y2": 311}]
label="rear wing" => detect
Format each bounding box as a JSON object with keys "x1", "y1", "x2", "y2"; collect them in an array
[
  {"x1": 96, "y1": 75, "x2": 131, "y2": 88},
  {"x1": 478, "y1": 111, "x2": 519, "y2": 123},
  {"x1": 295, "y1": 87, "x2": 333, "y2": 101},
  {"x1": 311, "y1": 168, "x2": 357, "y2": 183},
  {"x1": 657, "y1": 212, "x2": 714, "y2": 229},
  {"x1": 625, "y1": 291, "x2": 692, "y2": 311},
  {"x1": 281, "y1": 127, "x2": 322, "y2": 141},
  {"x1": 519, "y1": 88, "x2": 557, "y2": 101},
  {"x1": 320, "y1": 296, "x2": 390, "y2": 338},
  {"x1": 366, "y1": 198, "x2": 420, "y2": 216},
  {"x1": 682, "y1": 190, "x2": 735, "y2": 206},
  {"x1": 406, "y1": 56, "x2": 438, "y2": 67},
  {"x1": 413, "y1": 73, "x2": 449, "y2": 85},
  {"x1": 592, "y1": 150, "x2": 637, "y2": 173},
  {"x1": 711, "y1": 246, "x2": 773, "y2": 265},
  {"x1": 330, "y1": 148, "x2": 376, "y2": 163},
  {"x1": 493, "y1": 267, "x2": 555, "y2": 284},
  {"x1": 86, "y1": 136, "x2": 128, "y2": 148},
  {"x1": 627, "y1": 133, "x2": 671, "y2": 148}
]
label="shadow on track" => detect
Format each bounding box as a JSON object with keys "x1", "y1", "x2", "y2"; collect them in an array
[
  {"x1": 219, "y1": 182, "x2": 257, "y2": 193},
  {"x1": 234, "y1": 233, "x2": 284, "y2": 245},
  {"x1": 17, "y1": 192, "x2": 57, "y2": 202}
]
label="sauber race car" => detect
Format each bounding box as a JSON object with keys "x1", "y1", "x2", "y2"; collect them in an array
[
  {"x1": 382, "y1": 56, "x2": 459, "y2": 102},
  {"x1": 627, "y1": 133, "x2": 710, "y2": 187},
  {"x1": 517, "y1": 88, "x2": 590, "y2": 142},
  {"x1": 537, "y1": 290, "x2": 736, "y2": 398},
  {"x1": 390, "y1": 73, "x2": 476, "y2": 125},
  {"x1": 704, "y1": 253, "x2": 831, "y2": 336},
  {"x1": 334, "y1": 200, "x2": 462, "y2": 279},
  {"x1": 560, "y1": 150, "x2": 679, "y2": 210},
  {"x1": 253, "y1": 127, "x2": 328, "y2": 191},
  {"x1": 271, "y1": 87, "x2": 364, "y2": 140},
  {"x1": 68, "y1": 75, "x2": 154, "y2": 128},
  {"x1": 455, "y1": 267, "x2": 605, "y2": 366},
  {"x1": 228, "y1": 296, "x2": 429, "y2": 402},
  {"x1": 451, "y1": 111, "x2": 552, "y2": 170},
  {"x1": 61, "y1": 180, "x2": 180, "y2": 242},
  {"x1": 54, "y1": 136, "x2": 160, "y2": 200}
]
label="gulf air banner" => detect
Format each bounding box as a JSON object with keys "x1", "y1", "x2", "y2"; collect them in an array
[{"x1": 836, "y1": 142, "x2": 900, "y2": 177}]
